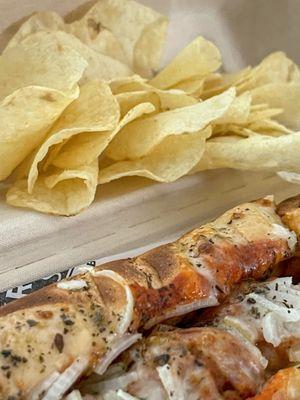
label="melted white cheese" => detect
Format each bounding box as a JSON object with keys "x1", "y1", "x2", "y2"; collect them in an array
[
  {"x1": 75, "y1": 266, "x2": 95, "y2": 274},
  {"x1": 271, "y1": 223, "x2": 297, "y2": 251},
  {"x1": 57, "y1": 280, "x2": 87, "y2": 291},
  {"x1": 157, "y1": 364, "x2": 183, "y2": 400},
  {"x1": 243, "y1": 278, "x2": 300, "y2": 351}
]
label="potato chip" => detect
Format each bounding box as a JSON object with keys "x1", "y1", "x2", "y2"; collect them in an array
[
  {"x1": 251, "y1": 83, "x2": 300, "y2": 130},
  {"x1": 214, "y1": 118, "x2": 292, "y2": 138},
  {"x1": 109, "y1": 75, "x2": 148, "y2": 94},
  {"x1": 212, "y1": 92, "x2": 252, "y2": 137},
  {"x1": 235, "y1": 52, "x2": 300, "y2": 94},
  {"x1": 194, "y1": 133, "x2": 300, "y2": 172},
  {"x1": 66, "y1": 20, "x2": 127, "y2": 65},
  {"x1": 54, "y1": 87, "x2": 196, "y2": 169},
  {"x1": 13, "y1": 151, "x2": 36, "y2": 181},
  {"x1": 132, "y1": 16, "x2": 168, "y2": 76},
  {"x1": 250, "y1": 103, "x2": 269, "y2": 112},
  {"x1": 150, "y1": 36, "x2": 221, "y2": 89},
  {"x1": 21, "y1": 31, "x2": 132, "y2": 83},
  {"x1": 0, "y1": 86, "x2": 78, "y2": 181},
  {"x1": 41, "y1": 140, "x2": 66, "y2": 172},
  {"x1": 5, "y1": 9, "x2": 128, "y2": 66},
  {"x1": 214, "y1": 92, "x2": 252, "y2": 125},
  {"x1": 99, "y1": 126, "x2": 211, "y2": 183},
  {"x1": 157, "y1": 89, "x2": 198, "y2": 110},
  {"x1": 3, "y1": 0, "x2": 300, "y2": 217},
  {"x1": 213, "y1": 125, "x2": 252, "y2": 138},
  {"x1": 6, "y1": 160, "x2": 98, "y2": 216},
  {"x1": 4, "y1": 11, "x2": 65, "y2": 52},
  {"x1": 116, "y1": 91, "x2": 160, "y2": 116},
  {"x1": 71, "y1": 0, "x2": 168, "y2": 77},
  {"x1": 201, "y1": 67, "x2": 252, "y2": 99},
  {"x1": 116, "y1": 88, "x2": 197, "y2": 116},
  {"x1": 246, "y1": 107, "x2": 283, "y2": 123},
  {"x1": 207, "y1": 52, "x2": 300, "y2": 97},
  {"x1": 171, "y1": 78, "x2": 204, "y2": 97},
  {"x1": 252, "y1": 52, "x2": 300, "y2": 85},
  {"x1": 106, "y1": 87, "x2": 235, "y2": 160},
  {"x1": 27, "y1": 81, "x2": 119, "y2": 192},
  {"x1": 239, "y1": 129, "x2": 261, "y2": 137},
  {"x1": 115, "y1": 84, "x2": 183, "y2": 116},
  {"x1": 199, "y1": 72, "x2": 222, "y2": 91},
  {"x1": 51, "y1": 102, "x2": 155, "y2": 170},
  {"x1": 111, "y1": 74, "x2": 198, "y2": 113},
  {"x1": 249, "y1": 119, "x2": 293, "y2": 135},
  {"x1": 0, "y1": 31, "x2": 87, "y2": 99}
]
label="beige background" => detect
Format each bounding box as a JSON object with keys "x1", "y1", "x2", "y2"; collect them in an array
[{"x1": 0, "y1": 0, "x2": 299, "y2": 290}]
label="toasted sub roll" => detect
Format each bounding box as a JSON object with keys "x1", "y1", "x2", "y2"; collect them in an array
[{"x1": 0, "y1": 195, "x2": 297, "y2": 399}]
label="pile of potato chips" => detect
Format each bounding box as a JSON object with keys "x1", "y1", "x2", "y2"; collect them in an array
[{"x1": 1, "y1": 0, "x2": 300, "y2": 216}]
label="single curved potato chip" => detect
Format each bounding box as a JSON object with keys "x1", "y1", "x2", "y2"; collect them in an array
[
  {"x1": 51, "y1": 102, "x2": 155, "y2": 170},
  {"x1": 215, "y1": 92, "x2": 252, "y2": 125},
  {"x1": 208, "y1": 52, "x2": 300, "y2": 99},
  {"x1": 246, "y1": 107, "x2": 283, "y2": 123},
  {"x1": 249, "y1": 119, "x2": 293, "y2": 135},
  {"x1": 250, "y1": 103, "x2": 269, "y2": 111},
  {"x1": 27, "y1": 81, "x2": 120, "y2": 193},
  {"x1": 194, "y1": 133, "x2": 300, "y2": 172},
  {"x1": 251, "y1": 83, "x2": 300, "y2": 130},
  {"x1": 133, "y1": 16, "x2": 168, "y2": 77},
  {"x1": 106, "y1": 87, "x2": 235, "y2": 160},
  {"x1": 72, "y1": 0, "x2": 168, "y2": 77},
  {"x1": 0, "y1": 31, "x2": 87, "y2": 100},
  {"x1": 4, "y1": 11, "x2": 65, "y2": 52},
  {"x1": 7, "y1": 160, "x2": 98, "y2": 216},
  {"x1": 99, "y1": 126, "x2": 211, "y2": 183},
  {"x1": 150, "y1": 36, "x2": 221, "y2": 89},
  {"x1": 213, "y1": 125, "x2": 251, "y2": 138},
  {"x1": 0, "y1": 86, "x2": 78, "y2": 181},
  {"x1": 21, "y1": 31, "x2": 132, "y2": 83},
  {"x1": 242, "y1": 52, "x2": 300, "y2": 91},
  {"x1": 66, "y1": 20, "x2": 127, "y2": 65}
]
